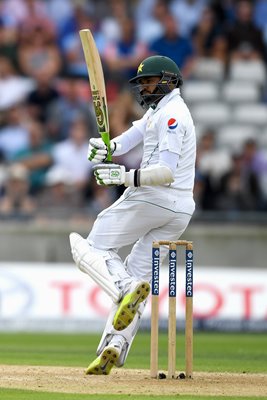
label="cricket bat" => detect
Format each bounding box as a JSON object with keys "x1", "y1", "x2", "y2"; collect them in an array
[{"x1": 79, "y1": 29, "x2": 111, "y2": 161}]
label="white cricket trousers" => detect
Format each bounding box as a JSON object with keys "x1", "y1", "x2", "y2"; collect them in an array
[{"x1": 88, "y1": 186, "x2": 195, "y2": 283}]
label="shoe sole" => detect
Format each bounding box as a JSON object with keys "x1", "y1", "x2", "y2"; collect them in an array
[
  {"x1": 113, "y1": 282, "x2": 150, "y2": 331},
  {"x1": 86, "y1": 347, "x2": 119, "y2": 375}
]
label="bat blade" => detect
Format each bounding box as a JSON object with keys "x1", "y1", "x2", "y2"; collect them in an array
[{"x1": 79, "y1": 29, "x2": 111, "y2": 161}]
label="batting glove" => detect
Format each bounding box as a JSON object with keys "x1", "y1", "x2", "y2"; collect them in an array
[
  {"x1": 93, "y1": 163, "x2": 127, "y2": 186},
  {"x1": 88, "y1": 138, "x2": 116, "y2": 163}
]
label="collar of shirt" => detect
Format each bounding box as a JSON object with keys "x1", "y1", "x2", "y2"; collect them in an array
[{"x1": 152, "y1": 88, "x2": 181, "y2": 113}]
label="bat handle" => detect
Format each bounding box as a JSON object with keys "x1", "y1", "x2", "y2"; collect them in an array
[{"x1": 101, "y1": 132, "x2": 112, "y2": 162}]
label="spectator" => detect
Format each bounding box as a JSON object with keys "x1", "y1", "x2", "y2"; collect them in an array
[
  {"x1": 0, "y1": 104, "x2": 30, "y2": 160},
  {"x1": 209, "y1": 0, "x2": 236, "y2": 25},
  {"x1": 149, "y1": 13, "x2": 195, "y2": 78},
  {"x1": 46, "y1": 75, "x2": 97, "y2": 142},
  {"x1": 0, "y1": 150, "x2": 7, "y2": 194},
  {"x1": 242, "y1": 138, "x2": 267, "y2": 209},
  {"x1": 1, "y1": 0, "x2": 48, "y2": 28},
  {"x1": 0, "y1": 163, "x2": 36, "y2": 218},
  {"x1": 103, "y1": 16, "x2": 148, "y2": 86},
  {"x1": 0, "y1": 16, "x2": 18, "y2": 66},
  {"x1": 192, "y1": 6, "x2": 227, "y2": 59},
  {"x1": 170, "y1": 0, "x2": 207, "y2": 37},
  {"x1": 17, "y1": 18, "x2": 61, "y2": 78},
  {"x1": 134, "y1": 0, "x2": 168, "y2": 44},
  {"x1": 26, "y1": 69, "x2": 60, "y2": 123},
  {"x1": 99, "y1": 0, "x2": 130, "y2": 44},
  {"x1": 60, "y1": 4, "x2": 103, "y2": 77},
  {"x1": 46, "y1": 0, "x2": 74, "y2": 37},
  {"x1": 12, "y1": 120, "x2": 53, "y2": 194},
  {"x1": 37, "y1": 165, "x2": 84, "y2": 220},
  {"x1": 195, "y1": 129, "x2": 231, "y2": 210},
  {"x1": 225, "y1": 0, "x2": 266, "y2": 61},
  {"x1": 50, "y1": 114, "x2": 93, "y2": 190},
  {"x1": 253, "y1": 0, "x2": 267, "y2": 45},
  {"x1": 0, "y1": 55, "x2": 35, "y2": 110},
  {"x1": 59, "y1": 0, "x2": 95, "y2": 47},
  {"x1": 217, "y1": 152, "x2": 262, "y2": 211},
  {"x1": 209, "y1": 34, "x2": 229, "y2": 64}
]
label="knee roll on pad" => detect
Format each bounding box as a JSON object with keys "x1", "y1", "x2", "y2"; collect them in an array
[{"x1": 69, "y1": 232, "x2": 121, "y2": 303}]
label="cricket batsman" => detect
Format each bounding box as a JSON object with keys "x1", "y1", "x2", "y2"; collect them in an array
[{"x1": 70, "y1": 55, "x2": 196, "y2": 375}]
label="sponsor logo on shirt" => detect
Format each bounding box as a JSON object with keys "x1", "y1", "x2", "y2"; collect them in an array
[{"x1": 167, "y1": 118, "x2": 178, "y2": 132}]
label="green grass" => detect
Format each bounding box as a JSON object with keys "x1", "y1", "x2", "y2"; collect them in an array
[
  {"x1": 0, "y1": 332, "x2": 266, "y2": 373},
  {"x1": 0, "y1": 332, "x2": 266, "y2": 400},
  {"x1": 0, "y1": 389, "x2": 263, "y2": 400}
]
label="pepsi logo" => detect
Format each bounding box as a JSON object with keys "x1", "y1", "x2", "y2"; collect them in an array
[{"x1": 168, "y1": 118, "x2": 178, "y2": 130}]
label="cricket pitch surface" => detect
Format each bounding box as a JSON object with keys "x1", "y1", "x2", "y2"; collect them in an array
[{"x1": 0, "y1": 365, "x2": 267, "y2": 397}]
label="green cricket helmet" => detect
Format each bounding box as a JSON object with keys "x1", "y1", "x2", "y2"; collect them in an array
[{"x1": 129, "y1": 55, "x2": 183, "y2": 109}]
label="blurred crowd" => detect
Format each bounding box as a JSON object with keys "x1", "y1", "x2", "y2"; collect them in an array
[{"x1": 0, "y1": 0, "x2": 267, "y2": 221}]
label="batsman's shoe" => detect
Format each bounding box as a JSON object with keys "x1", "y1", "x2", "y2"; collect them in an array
[
  {"x1": 86, "y1": 345, "x2": 120, "y2": 375},
  {"x1": 113, "y1": 281, "x2": 150, "y2": 331}
]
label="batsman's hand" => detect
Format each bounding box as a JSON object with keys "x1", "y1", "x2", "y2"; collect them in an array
[
  {"x1": 88, "y1": 138, "x2": 116, "y2": 163},
  {"x1": 93, "y1": 163, "x2": 126, "y2": 186}
]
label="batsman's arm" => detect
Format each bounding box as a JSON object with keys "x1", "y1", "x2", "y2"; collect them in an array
[{"x1": 93, "y1": 164, "x2": 174, "y2": 187}]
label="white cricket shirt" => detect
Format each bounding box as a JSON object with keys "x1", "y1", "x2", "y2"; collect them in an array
[{"x1": 132, "y1": 88, "x2": 196, "y2": 191}]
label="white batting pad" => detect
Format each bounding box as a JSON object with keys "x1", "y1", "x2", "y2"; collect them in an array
[{"x1": 69, "y1": 232, "x2": 121, "y2": 303}]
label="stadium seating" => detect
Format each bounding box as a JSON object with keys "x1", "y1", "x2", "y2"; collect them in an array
[
  {"x1": 183, "y1": 57, "x2": 267, "y2": 152},
  {"x1": 229, "y1": 60, "x2": 266, "y2": 86},
  {"x1": 232, "y1": 104, "x2": 267, "y2": 126},
  {"x1": 217, "y1": 124, "x2": 260, "y2": 151},
  {"x1": 221, "y1": 81, "x2": 260, "y2": 104},
  {"x1": 191, "y1": 102, "x2": 231, "y2": 126},
  {"x1": 191, "y1": 58, "x2": 225, "y2": 81},
  {"x1": 182, "y1": 81, "x2": 220, "y2": 103}
]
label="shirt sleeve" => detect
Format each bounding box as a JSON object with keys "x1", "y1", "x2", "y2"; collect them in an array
[
  {"x1": 112, "y1": 110, "x2": 150, "y2": 156},
  {"x1": 113, "y1": 125, "x2": 143, "y2": 156},
  {"x1": 159, "y1": 150, "x2": 179, "y2": 174},
  {"x1": 157, "y1": 113, "x2": 185, "y2": 155}
]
